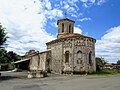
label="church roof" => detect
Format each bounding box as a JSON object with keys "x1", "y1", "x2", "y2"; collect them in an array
[
  {"x1": 46, "y1": 33, "x2": 96, "y2": 45},
  {"x1": 57, "y1": 18, "x2": 75, "y2": 25}
]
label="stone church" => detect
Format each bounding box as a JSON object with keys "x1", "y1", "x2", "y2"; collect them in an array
[{"x1": 18, "y1": 18, "x2": 96, "y2": 76}]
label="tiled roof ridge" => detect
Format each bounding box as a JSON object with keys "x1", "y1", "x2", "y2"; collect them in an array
[{"x1": 46, "y1": 33, "x2": 96, "y2": 45}]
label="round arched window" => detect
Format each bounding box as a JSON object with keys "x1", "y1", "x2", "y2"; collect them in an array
[
  {"x1": 65, "y1": 51, "x2": 69, "y2": 63},
  {"x1": 77, "y1": 50, "x2": 82, "y2": 64},
  {"x1": 69, "y1": 24, "x2": 71, "y2": 33},
  {"x1": 62, "y1": 23, "x2": 64, "y2": 32},
  {"x1": 89, "y1": 51, "x2": 92, "y2": 65}
]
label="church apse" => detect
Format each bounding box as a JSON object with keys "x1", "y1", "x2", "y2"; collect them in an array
[
  {"x1": 24, "y1": 18, "x2": 96, "y2": 77},
  {"x1": 46, "y1": 18, "x2": 96, "y2": 74}
]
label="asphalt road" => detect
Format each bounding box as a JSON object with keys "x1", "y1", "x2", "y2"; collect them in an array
[{"x1": 0, "y1": 72, "x2": 120, "y2": 90}]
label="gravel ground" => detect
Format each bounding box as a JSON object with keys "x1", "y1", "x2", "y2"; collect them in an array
[{"x1": 0, "y1": 72, "x2": 120, "y2": 90}]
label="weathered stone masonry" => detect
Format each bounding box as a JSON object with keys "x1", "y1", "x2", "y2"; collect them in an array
[
  {"x1": 46, "y1": 18, "x2": 96, "y2": 74},
  {"x1": 27, "y1": 18, "x2": 96, "y2": 77}
]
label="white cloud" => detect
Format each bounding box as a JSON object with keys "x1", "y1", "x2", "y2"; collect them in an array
[
  {"x1": 64, "y1": 4, "x2": 70, "y2": 9},
  {"x1": 84, "y1": 32, "x2": 88, "y2": 36},
  {"x1": 96, "y1": 26, "x2": 120, "y2": 63},
  {"x1": 80, "y1": 0, "x2": 107, "y2": 8},
  {"x1": 45, "y1": 9, "x2": 63, "y2": 19},
  {"x1": 79, "y1": 17, "x2": 92, "y2": 22},
  {"x1": 0, "y1": 0, "x2": 64, "y2": 55},
  {"x1": 90, "y1": 0, "x2": 96, "y2": 3},
  {"x1": 67, "y1": 7, "x2": 77, "y2": 14},
  {"x1": 0, "y1": 0, "x2": 108, "y2": 57},
  {"x1": 80, "y1": 0, "x2": 88, "y2": 3},
  {"x1": 97, "y1": 0, "x2": 106, "y2": 5},
  {"x1": 45, "y1": 0, "x2": 52, "y2": 10},
  {"x1": 80, "y1": 0, "x2": 96, "y2": 4},
  {"x1": 74, "y1": 27, "x2": 82, "y2": 34},
  {"x1": 50, "y1": 22, "x2": 57, "y2": 28},
  {"x1": 71, "y1": 14, "x2": 77, "y2": 18},
  {"x1": 58, "y1": 0, "x2": 79, "y2": 18},
  {"x1": 77, "y1": 25, "x2": 81, "y2": 27}
]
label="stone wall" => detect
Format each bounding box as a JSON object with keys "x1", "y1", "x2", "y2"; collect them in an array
[
  {"x1": 63, "y1": 38, "x2": 74, "y2": 72},
  {"x1": 38, "y1": 52, "x2": 47, "y2": 71},
  {"x1": 29, "y1": 51, "x2": 51, "y2": 71},
  {"x1": 47, "y1": 36, "x2": 96, "y2": 74},
  {"x1": 50, "y1": 42, "x2": 63, "y2": 74},
  {"x1": 28, "y1": 36, "x2": 96, "y2": 74},
  {"x1": 28, "y1": 51, "x2": 51, "y2": 78},
  {"x1": 73, "y1": 38, "x2": 86, "y2": 73},
  {"x1": 29, "y1": 55, "x2": 39, "y2": 70}
]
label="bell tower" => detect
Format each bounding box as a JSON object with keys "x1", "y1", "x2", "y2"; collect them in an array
[{"x1": 57, "y1": 18, "x2": 75, "y2": 38}]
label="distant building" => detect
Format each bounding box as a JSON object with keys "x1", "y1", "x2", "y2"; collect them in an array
[
  {"x1": 104, "y1": 64, "x2": 120, "y2": 71},
  {"x1": 104, "y1": 64, "x2": 114, "y2": 70}
]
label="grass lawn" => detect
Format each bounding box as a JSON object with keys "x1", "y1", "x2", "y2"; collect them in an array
[{"x1": 90, "y1": 70, "x2": 120, "y2": 76}]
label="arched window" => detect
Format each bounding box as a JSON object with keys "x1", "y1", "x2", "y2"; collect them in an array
[
  {"x1": 65, "y1": 51, "x2": 69, "y2": 63},
  {"x1": 89, "y1": 51, "x2": 92, "y2": 65},
  {"x1": 77, "y1": 51, "x2": 82, "y2": 64},
  {"x1": 46, "y1": 59, "x2": 50, "y2": 72},
  {"x1": 72, "y1": 26, "x2": 73, "y2": 33},
  {"x1": 62, "y1": 23, "x2": 64, "y2": 32},
  {"x1": 69, "y1": 24, "x2": 71, "y2": 33},
  {"x1": 46, "y1": 59, "x2": 50, "y2": 66}
]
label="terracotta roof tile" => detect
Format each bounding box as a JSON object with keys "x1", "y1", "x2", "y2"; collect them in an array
[
  {"x1": 46, "y1": 33, "x2": 96, "y2": 45},
  {"x1": 57, "y1": 18, "x2": 75, "y2": 25}
]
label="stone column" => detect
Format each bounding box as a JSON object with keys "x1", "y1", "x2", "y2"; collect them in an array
[
  {"x1": 27, "y1": 71, "x2": 33, "y2": 78},
  {"x1": 36, "y1": 71, "x2": 41, "y2": 78}
]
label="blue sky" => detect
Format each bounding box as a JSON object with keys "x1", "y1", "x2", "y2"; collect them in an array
[{"x1": 0, "y1": 0, "x2": 120, "y2": 63}]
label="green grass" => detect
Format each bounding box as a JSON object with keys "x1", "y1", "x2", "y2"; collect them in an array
[{"x1": 90, "y1": 70, "x2": 120, "y2": 76}]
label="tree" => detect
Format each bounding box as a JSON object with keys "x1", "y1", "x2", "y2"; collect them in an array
[
  {"x1": 7, "y1": 51, "x2": 21, "y2": 62},
  {"x1": 0, "y1": 49, "x2": 10, "y2": 63},
  {"x1": 116, "y1": 60, "x2": 120, "y2": 65},
  {"x1": 96, "y1": 57, "x2": 107, "y2": 71},
  {"x1": 0, "y1": 23, "x2": 21, "y2": 64},
  {"x1": 0, "y1": 23, "x2": 7, "y2": 48},
  {"x1": 0, "y1": 49, "x2": 21, "y2": 64}
]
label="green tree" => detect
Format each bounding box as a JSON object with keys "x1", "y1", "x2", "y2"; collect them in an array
[
  {"x1": 0, "y1": 49, "x2": 10, "y2": 63},
  {"x1": 0, "y1": 23, "x2": 21, "y2": 64},
  {"x1": 0, "y1": 23, "x2": 7, "y2": 48},
  {"x1": 7, "y1": 51, "x2": 21, "y2": 62},
  {"x1": 0, "y1": 23, "x2": 9, "y2": 64},
  {"x1": 0, "y1": 49, "x2": 22, "y2": 64},
  {"x1": 116, "y1": 60, "x2": 120, "y2": 65},
  {"x1": 96, "y1": 57, "x2": 107, "y2": 71}
]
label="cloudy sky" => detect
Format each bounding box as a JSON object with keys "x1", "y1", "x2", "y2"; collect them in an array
[{"x1": 0, "y1": 0, "x2": 120, "y2": 63}]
